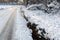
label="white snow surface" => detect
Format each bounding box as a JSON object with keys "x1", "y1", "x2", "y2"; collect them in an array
[
  {"x1": 11, "y1": 8, "x2": 33, "y2": 40},
  {"x1": 0, "y1": 6, "x2": 33, "y2": 40},
  {"x1": 22, "y1": 5, "x2": 60, "y2": 40},
  {"x1": 0, "y1": 5, "x2": 60, "y2": 40},
  {"x1": 0, "y1": 7, "x2": 14, "y2": 34}
]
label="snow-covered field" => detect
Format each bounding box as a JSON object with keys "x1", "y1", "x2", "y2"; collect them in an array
[
  {"x1": 24, "y1": 9, "x2": 60, "y2": 40},
  {"x1": 22, "y1": 4, "x2": 60, "y2": 40},
  {"x1": 0, "y1": 3, "x2": 60, "y2": 40}
]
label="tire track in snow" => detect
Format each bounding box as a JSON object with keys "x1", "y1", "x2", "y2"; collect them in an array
[{"x1": 0, "y1": 7, "x2": 18, "y2": 40}]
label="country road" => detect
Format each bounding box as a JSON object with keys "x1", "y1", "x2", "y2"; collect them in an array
[
  {"x1": 0, "y1": 6, "x2": 32, "y2": 40},
  {"x1": 0, "y1": 7, "x2": 19, "y2": 40}
]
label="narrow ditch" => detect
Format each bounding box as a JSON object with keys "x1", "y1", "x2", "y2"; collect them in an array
[
  {"x1": 27, "y1": 22, "x2": 50, "y2": 40},
  {"x1": 22, "y1": 12, "x2": 50, "y2": 40}
]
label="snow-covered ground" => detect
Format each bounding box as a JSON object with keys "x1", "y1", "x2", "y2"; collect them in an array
[
  {"x1": 0, "y1": 7, "x2": 14, "y2": 34},
  {"x1": 22, "y1": 4, "x2": 60, "y2": 40},
  {"x1": 11, "y1": 8, "x2": 33, "y2": 40},
  {"x1": 0, "y1": 4, "x2": 60, "y2": 40},
  {"x1": 0, "y1": 5, "x2": 33, "y2": 40}
]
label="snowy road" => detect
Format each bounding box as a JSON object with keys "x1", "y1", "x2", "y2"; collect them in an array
[
  {"x1": 0, "y1": 7, "x2": 19, "y2": 40},
  {"x1": 0, "y1": 6, "x2": 33, "y2": 40},
  {"x1": 0, "y1": 5, "x2": 60, "y2": 40}
]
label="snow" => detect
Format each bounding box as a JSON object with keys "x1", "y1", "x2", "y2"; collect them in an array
[
  {"x1": 0, "y1": 4, "x2": 60, "y2": 40},
  {"x1": 0, "y1": 7, "x2": 14, "y2": 34},
  {"x1": 0, "y1": 6, "x2": 19, "y2": 40},
  {"x1": 11, "y1": 8, "x2": 33, "y2": 40},
  {"x1": 27, "y1": 4, "x2": 46, "y2": 10},
  {"x1": 47, "y1": 1, "x2": 60, "y2": 9},
  {"x1": 0, "y1": 6, "x2": 33, "y2": 40},
  {"x1": 22, "y1": 5, "x2": 60, "y2": 40}
]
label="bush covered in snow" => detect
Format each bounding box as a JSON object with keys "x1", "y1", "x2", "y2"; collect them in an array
[
  {"x1": 21, "y1": 2, "x2": 60, "y2": 39},
  {"x1": 26, "y1": 1, "x2": 60, "y2": 14}
]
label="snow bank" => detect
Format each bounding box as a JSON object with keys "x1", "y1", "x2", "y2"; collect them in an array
[
  {"x1": 12, "y1": 8, "x2": 33, "y2": 40},
  {"x1": 22, "y1": 5, "x2": 60, "y2": 40}
]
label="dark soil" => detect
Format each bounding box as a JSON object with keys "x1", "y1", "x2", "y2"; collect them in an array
[
  {"x1": 22, "y1": 14, "x2": 50, "y2": 40},
  {"x1": 27, "y1": 22, "x2": 50, "y2": 40}
]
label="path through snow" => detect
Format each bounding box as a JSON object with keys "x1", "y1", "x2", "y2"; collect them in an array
[
  {"x1": 11, "y1": 7, "x2": 33, "y2": 40},
  {"x1": 0, "y1": 5, "x2": 60, "y2": 40}
]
